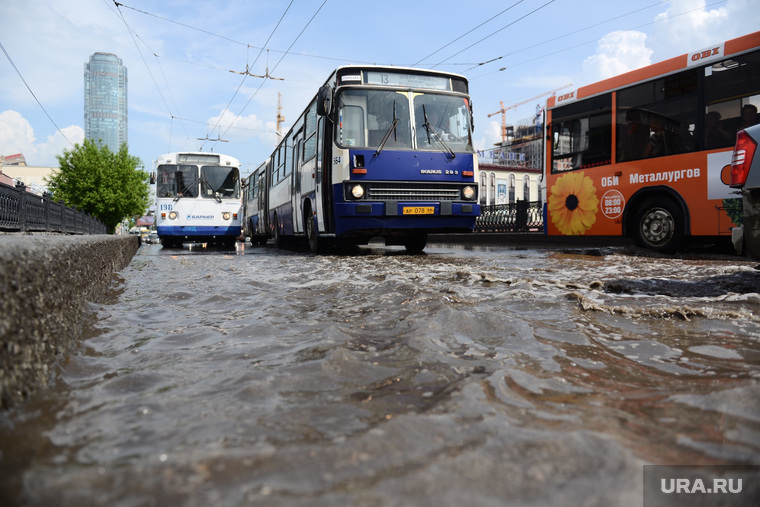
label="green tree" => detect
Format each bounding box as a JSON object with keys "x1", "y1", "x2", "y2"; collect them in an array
[{"x1": 47, "y1": 139, "x2": 150, "y2": 233}]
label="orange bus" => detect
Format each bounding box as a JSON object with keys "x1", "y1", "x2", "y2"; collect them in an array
[{"x1": 544, "y1": 31, "x2": 760, "y2": 252}]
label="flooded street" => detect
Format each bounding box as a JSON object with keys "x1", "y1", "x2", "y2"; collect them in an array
[{"x1": 2, "y1": 239, "x2": 759, "y2": 506}]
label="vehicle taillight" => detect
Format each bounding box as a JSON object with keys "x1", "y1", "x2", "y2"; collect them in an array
[{"x1": 731, "y1": 130, "x2": 757, "y2": 187}]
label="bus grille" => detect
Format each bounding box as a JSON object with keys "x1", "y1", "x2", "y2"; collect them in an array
[{"x1": 366, "y1": 183, "x2": 462, "y2": 201}]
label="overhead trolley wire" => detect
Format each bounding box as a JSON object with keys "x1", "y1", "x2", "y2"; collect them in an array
[
  {"x1": 213, "y1": 0, "x2": 328, "y2": 151},
  {"x1": 0, "y1": 41, "x2": 75, "y2": 148},
  {"x1": 427, "y1": 0, "x2": 557, "y2": 70},
  {"x1": 205, "y1": 0, "x2": 295, "y2": 149},
  {"x1": 412, "y1": 0, "x2": 528, "y2": 68},
  {"x1": 467, "y1": 0, "x2": 727, "y2": 79}
]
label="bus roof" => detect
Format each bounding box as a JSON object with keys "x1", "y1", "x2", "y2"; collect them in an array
[{"x1": 547, "y1": 30, "x2": 760, "y2": 109}]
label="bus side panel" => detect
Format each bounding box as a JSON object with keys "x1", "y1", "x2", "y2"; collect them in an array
[
  {"x1": 545, "y1": 150, "x2": 739, "y2": 237},
  {"x1": 269, "y1": 179, "x2": 291, "y2": 234}
]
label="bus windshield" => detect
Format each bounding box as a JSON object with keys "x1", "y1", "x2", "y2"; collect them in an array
[
  {"x1": 413, "y1": 93, "x2": 473, "y2": 153},
  {"x1": 157, "y1": 164, "x2": 198, "y2": 198},
  {"x1": 336, "y1": 89, "x2": 472, "y2": 152},
  {"x1": 200, "y1": 165, "x2": 240, "y2": 199}
]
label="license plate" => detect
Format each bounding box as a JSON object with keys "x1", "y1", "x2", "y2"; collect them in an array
[{"x1": 402, "y1": 206, "x2": 435, "y2": 215}]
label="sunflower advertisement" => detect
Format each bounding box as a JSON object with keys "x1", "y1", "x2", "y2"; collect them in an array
[{"x1": 547, "y1": 171, "x2": 602, "y2": 236}]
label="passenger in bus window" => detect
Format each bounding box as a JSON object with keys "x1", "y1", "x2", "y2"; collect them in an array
[
  {"x1": 704, "y1": 111, "x2": 733, "y2": 149},
  {"x1": 644, "y1": 118, "x2": 666, "y2": 158},
  {"x1": 741, "y1": 104, "x2": 758, "y2": 129}
]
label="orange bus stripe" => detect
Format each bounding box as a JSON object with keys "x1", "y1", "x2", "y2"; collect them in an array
[{"x1": 725, "y1": 31, "x2": 760, "y2": 56}]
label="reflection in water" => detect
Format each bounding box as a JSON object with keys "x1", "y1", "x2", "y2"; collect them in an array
[{"x1": 1, "y1": 244, "x2": 758, "y2": 505}]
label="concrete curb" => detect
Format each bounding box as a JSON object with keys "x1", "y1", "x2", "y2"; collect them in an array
[{"x1": 0, "y1": 234, "x2": 140, "y2": 409}]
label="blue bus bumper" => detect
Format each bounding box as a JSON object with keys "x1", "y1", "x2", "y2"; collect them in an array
[
  {"x1": 157, "y1": 225, "x2": 241, "y2": 237},
  {"x1": 333, "y1": 201, "x2": 479, "y2": 236}
]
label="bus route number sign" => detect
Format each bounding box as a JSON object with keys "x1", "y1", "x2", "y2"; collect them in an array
[{"x1": 403, "y1": 206, "x2": 435, "y2": 215}]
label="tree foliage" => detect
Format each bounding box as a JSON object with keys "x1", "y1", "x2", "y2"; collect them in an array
[{"x1": 47, "y1": 139, "x2": 150, "y2": 233}]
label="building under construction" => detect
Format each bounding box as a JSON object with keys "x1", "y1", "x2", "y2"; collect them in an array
[{"x1": 484, "y1": 111, "x2": 544, "y2": 171}]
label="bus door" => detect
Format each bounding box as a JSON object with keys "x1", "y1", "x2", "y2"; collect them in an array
[
  {"x1": 258, "y1": 162, "x2": 270, "y2": 236},
  {"x1": 315, "y1": 117, "x2": 329, "y2": 233},
  {"x1": 293, "y1": 131, "x2": 305, "y2": 234}
]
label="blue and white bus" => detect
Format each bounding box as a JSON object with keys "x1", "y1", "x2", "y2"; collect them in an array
[
  {"x1": 253, "y1": 65, "x2": 480, "y2": 253},
  {"x1": 154, "y1": 152, "x2": 242, "y2": 247},
  {"x1": 242, "y1": 159, "x2": 269, "y2": 245}
]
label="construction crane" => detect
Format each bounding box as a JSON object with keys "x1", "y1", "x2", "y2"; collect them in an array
[{"x1": 489, "y1": 84, "x2": 572, "y2": 143}]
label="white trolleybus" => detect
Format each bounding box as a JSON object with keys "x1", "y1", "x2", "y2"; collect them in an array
[
  {"x1": 154, "y1": 152, "x2": 242, "y2": 248},
  {"x1": 243, "y1": 65, "x2": 480, "y2": 253}
]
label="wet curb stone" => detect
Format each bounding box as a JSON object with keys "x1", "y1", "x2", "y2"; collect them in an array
[{"x1": 0, "y1": 234, "x2": 140, "y2": 409}]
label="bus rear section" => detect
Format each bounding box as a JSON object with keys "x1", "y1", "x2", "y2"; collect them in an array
[{"x1": 544, "y1": 31, "x2": 760, "y2": 253}]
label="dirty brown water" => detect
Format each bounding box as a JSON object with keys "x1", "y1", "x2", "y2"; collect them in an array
[{"x1": 1, "y1": 241, "x2": 759, "y2": 506}]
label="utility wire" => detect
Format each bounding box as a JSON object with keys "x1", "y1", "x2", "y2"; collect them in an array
[
  {"x1": 428, "y1": 0, "x2": 557, "y2": 69},
  {"x1": 0, "y1": 40, "x2": 75, "y2": 148},
  {"x1": 213, "y1": 0, "x2": 328, "y2": 150},
  {"x1": 469, "y1": 0, "x2": 727, "y2": 79},
  {"x1": 207, "y1": 0, "x2": 295, "y2": 146},
  {"x1": 412, "y1": 0, "x2": 527, "y2": 67},
  {"x1": 464, "y1": 0, "x2": 669, "y2": 72}
]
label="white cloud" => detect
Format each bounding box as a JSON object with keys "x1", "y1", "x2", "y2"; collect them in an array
[
  {"x1": 582, "y1": 31, "x2": 653, "y2": 83},
  {"x1": 581, "y1": 0, "x2": 758, "y2": 86},
  {"x1": 0, "y1": 110, "x2": 83, "y2": 166},
  {"x1": 475, "y1": 119, "x2": 504, "y2": 152}
]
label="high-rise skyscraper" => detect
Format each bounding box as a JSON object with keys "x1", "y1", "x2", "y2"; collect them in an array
[{"x1": 84, "y1": 52, "x2": 128, "y2": 153}]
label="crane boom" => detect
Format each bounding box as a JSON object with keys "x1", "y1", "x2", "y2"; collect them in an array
[{"x1": 489, "y1": 84, "x2": 573, "y2": 143}]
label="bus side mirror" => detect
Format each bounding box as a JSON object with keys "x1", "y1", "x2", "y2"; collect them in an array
[
  {"x1": 317, "y1": 84, "x2": 332, "y2": 116},
  {"x1": 150, "y1": 171, "x2": 156, "y2": 185}
]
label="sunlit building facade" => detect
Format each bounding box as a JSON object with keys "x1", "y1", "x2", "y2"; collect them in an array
[{"x1": 84, "y1": 52, "x2": 127, "y2": 153}]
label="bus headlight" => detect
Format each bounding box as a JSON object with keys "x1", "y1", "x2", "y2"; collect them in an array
[
  {"x1": 222, "y1": 212, "x2": 231, "y2": 220},
  {"x1": 168, "y1": 211, "x2": 178, "y2": 220},
  {"x1": 350, "y1": 184, "x2": 365, "y2": 199},
  {"x1": 462, "y1": 186, "x2": 476, "y2": 200}
]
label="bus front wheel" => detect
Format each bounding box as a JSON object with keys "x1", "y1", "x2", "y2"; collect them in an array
[
  {"x1": 306, "y1": 211, "x2": 329, "y2": 254},
  {"x1": 404, "y1": 233, "x2": 428, "y2": 254},
  {"x1": 632, "y1": 198, "x2": 685, "y2": 253}
]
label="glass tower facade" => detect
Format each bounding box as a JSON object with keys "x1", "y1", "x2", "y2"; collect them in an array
[{"x1": 84, "y1": 52, "x2": 128, "y2": 152}]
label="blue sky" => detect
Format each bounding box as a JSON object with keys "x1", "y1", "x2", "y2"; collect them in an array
[{"x1": 1, "y1": 0, "x2": 758, "y2": 175}]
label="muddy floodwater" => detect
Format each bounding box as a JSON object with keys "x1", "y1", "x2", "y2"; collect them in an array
[{"x1": 2, "y1": 240, "x2": 760, "y2": 506}]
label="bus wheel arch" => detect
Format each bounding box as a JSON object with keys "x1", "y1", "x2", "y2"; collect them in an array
[{"x1": 625, "y1": 187, "x2": 689, "y2": 253}]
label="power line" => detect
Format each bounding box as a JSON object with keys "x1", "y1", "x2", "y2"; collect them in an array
[
  {"x1": 0, "y1": 41, "x2": 75, "y2": 148},
  {"x1": 214, "y1": 0, "x2": 328, "y2": 150},
  {"x1": 211, "y1": 1, "x2": 295, "y2": 139},
  {"x1": 469, "y1": 0, "x2": 727, "y2": 79},
  {"x1": 412, "y1": 0, "x2": 528, "y2": 67},
  {"x1": 464, "y1": 0, "x2": 667, "y2": 72},
  {"x1": 428, "y1": 0, "x2": 557, "y2": 69}
]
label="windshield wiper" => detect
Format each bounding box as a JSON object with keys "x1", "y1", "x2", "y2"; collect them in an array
[
  {"x1": 201, "y1": 176, "x2": 222, "y2": 202},
  {"x1": 422, "y1": 105, "x2": 455, "y2": 159},
  {"x1": 374, "y1": 100, "x2": 399, "y2": 157}
]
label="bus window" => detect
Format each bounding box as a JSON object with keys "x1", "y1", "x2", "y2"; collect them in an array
[
  {"x1": 201, "y1": 165, "x2": 240, "y2": 199},
  {"x1": 304, "y1": 103, "x2": 318, "y2": 162},
  {"x1": 337, "y1": 89, "x2": 412, "y2": 150},
  {"x1": 616, "y1": 69, "x2": 698, "y2": 161},
  {"x1": 704, "y1": 51, "x2": 760, "y2": 138},
  {"x1": 551, "y1": 94, "x2": 612, "y2": 172},
  {"x1": 157, "y1": 164, "x2": 198, "y2": 198},
  {"x1": 413, "y1": 94, "x2": 472, "y2": 152}
]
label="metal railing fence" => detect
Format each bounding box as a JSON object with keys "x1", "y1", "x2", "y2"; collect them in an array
[
  {"x1": 0, "y1": 182, "x2": 106, "y2": 234},
  {"x1": 475, "y1": 200, "x2": 544, "y2": 233}
]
